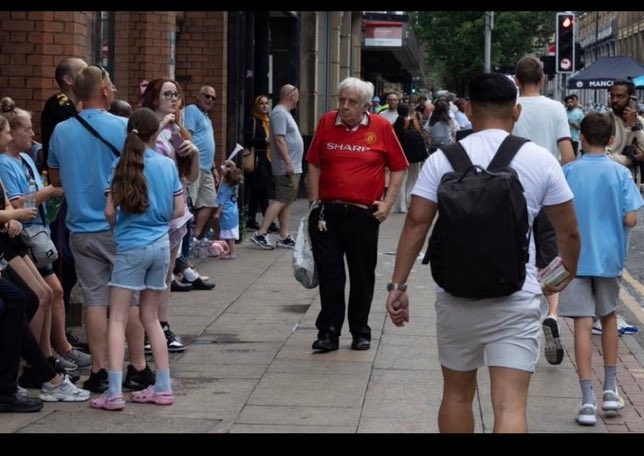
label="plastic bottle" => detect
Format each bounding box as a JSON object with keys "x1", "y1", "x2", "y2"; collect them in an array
[{"x1": 24, "y1": 178, "x2": 37, "y2": 209}]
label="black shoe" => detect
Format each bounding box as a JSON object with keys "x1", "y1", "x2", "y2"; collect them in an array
[
  {"x1": 163, "y1": 323, "x2": 187, "y2": 353},
  {"x1": 351, "y1": 337, "x2": 370, "y2": 351},
  {"x1": 267, "y1": 223, "x2": 279, "y2": 234},
  {"x1": 312, "y1": 335, "x2": 339, "y2": 353},
  {"x1": 247, "y1": 220, "x2": 260, "y2": 231},
  {"x1": 82, "y1": 368, "x2": 109, "y2": 393},
  {"x1": 183, "y1": 277, "x2": 215, "y2": 290},
  {"x1": 0, "y1": 392, "x2": 43, "y2": 413},
  {"x1": 123, "y1": 364, "x2": 156, "y2": 391},
  {"x1": 171, "y1": 279, "x2": 192, "y2": 292},
  {"x1": 66, "y1": 331, "x2": 90, "y2": 354},
  {"x1": 48, "y1": 357, "x2": 80, "y2": 384}
]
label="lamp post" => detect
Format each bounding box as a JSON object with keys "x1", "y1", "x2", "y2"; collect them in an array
[{"x1": 484, "y1": 11, "x2": 494, "y2": 73}]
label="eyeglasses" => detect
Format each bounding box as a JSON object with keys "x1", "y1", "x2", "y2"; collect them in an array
[
  {"x1": 163, "y1": 91, "x2": 181, "y2": 100},
  {"x1": 202, "y1": 94, "x2": 216, "y2": 101}
]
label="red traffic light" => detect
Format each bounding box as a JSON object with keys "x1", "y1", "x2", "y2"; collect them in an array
[{"x1": 561, "y1": 16, "x2": 574, "y2": 28}]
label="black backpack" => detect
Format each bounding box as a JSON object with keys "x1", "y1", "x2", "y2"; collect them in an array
[
  {"x1": 422, "y1": 135, "x2": 531, "y2": 299},
  {"x1": 401, "y1": 126, "x2": 429, "y2": 163}
]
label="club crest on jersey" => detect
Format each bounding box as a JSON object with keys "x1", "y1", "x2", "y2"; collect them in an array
[{"x1": 365, "y1": 132, "x2": 377, "y2": 145}]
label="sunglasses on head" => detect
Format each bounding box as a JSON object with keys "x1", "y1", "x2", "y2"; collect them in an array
[{"x1": 90, "y1": 64, "x2": 107, "y2": 80}]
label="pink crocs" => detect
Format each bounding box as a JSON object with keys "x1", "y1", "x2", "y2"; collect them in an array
[
  {"x1": 90, "y1": 392, "x2": 126, "y2": 411},
  {"x1": 130, "y1": 386, "x2": 174, "y2": 406}
]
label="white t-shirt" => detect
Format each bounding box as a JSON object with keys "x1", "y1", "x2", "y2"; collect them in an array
[
  {"x1": 412, "y1": 128, "x2": 574, "y2": 294},
  {"x1": 512, "y1": 95, "x2": 571, "y2": 159}
]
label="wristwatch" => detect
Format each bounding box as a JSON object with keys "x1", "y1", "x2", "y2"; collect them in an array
[
  {"x1": 632, "y1": 123, "x2": 642, "y2": 132},
  {"x1": 387, "y1": 282, "x2": 407, "y2": 292}
]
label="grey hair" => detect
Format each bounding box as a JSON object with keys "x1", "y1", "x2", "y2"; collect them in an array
[{"x1": 338, "y1": 77, "x2": 374, "y2": 107}]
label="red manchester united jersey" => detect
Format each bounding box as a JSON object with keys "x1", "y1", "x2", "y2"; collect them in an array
[{"x1": 307, "y1": 111, "x2": 408, "y2": 206}]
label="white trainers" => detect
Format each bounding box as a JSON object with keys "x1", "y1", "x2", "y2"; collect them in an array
[
  {"x1": 602, "y1": 389, "x2": 625, "y2": 413},
  {"x1": 39, "y1": 374, "x2": 90, "y2": 402},
  {"x1": 591, "y1": 315, "x2": 638, "y2": 336},
  {"x1": 576, "y1": 403, "x2": 597, "y2": 426},
  {"x1": 617, "y1": 315, "x2": 638, "y2": 335}
]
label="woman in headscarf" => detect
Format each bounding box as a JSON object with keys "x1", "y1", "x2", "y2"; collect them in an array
[{"x1": 244, "y1": 95, "x2": 276, "y2": 232}]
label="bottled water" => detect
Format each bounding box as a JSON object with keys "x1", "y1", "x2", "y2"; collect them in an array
[{"x1": 24, "y1": 179, "x2": 37, "y2": 209}]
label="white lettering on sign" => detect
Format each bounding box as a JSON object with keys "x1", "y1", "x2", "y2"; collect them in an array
[{"x1": 588, "y1": 80, "x2": 613, "y2": 88}]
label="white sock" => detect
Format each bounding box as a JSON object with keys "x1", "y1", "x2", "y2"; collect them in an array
[{"x1": 183, "y1": 267, "x2": 199, "y2": 282}]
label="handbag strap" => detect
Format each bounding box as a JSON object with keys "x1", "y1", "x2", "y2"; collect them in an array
[
  {"x1": 74, "y1": 114, "x2": 121, "y2": 157},
  {"x1": 19, "y1": 153, "x2": 47, "y2": 225}
]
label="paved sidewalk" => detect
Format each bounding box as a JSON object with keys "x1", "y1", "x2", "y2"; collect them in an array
[{"x1": 2, "y1": 197, "x2": 644, "y2": 433}]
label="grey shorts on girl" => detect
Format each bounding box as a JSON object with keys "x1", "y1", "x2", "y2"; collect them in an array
[
  {"x1": 435, "y1": 290, "x2": 543, "y2": 373},
  {"x1": 109, "y1": 235, "x2": 171, "y2": 291},
  {"x1": 558, "y1": 276, "x2": 621, "y2": 318}
]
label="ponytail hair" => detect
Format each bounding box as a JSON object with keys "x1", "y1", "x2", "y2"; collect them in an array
[{"x1": 110, "y1": 108, "x2": 159, "y2": 213}]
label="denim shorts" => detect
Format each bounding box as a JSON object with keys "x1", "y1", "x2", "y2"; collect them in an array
[{"x1": 109, "y1": 235, "x2": 170, "y2": 291}]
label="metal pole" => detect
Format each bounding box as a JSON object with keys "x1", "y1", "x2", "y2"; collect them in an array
[
  {"x1": 595, "y1": 12, "x2": 599, "y2": 105},
  {"x1": 484, "y1": 11, "x2": 494, "y2": 72}
]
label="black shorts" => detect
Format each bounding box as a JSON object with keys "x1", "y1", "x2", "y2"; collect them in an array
[
  {"x1": 0, "y1": 232, "x2": 28, "y2": 262},
  {"x1": 533, "y1": 209, "x2": 558, "y2": 269}
]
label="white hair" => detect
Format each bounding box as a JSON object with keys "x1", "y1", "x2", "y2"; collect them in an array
[{"x1": 338, "y1": 77, "x2": 374, "y2": 106}]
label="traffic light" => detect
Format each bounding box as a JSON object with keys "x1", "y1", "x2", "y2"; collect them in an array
[{"x1": 556, "y1": 12, "x2": 575, "y2": 73}]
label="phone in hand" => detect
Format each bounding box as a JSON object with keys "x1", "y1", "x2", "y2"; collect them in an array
[
  {"x1": 630, "y1": 96, "x2": 639, "y2": 110},
  {"x1": 169, "y1": 133, "x2": 184, "y2": 151}
]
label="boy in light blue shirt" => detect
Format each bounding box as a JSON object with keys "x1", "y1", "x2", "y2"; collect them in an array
[{"x1": 560, "y1": 112, "x2": 644, "y2": 426}]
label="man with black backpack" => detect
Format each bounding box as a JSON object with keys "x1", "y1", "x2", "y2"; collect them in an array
[{"x1": 385, "y1": 72, "x2": 580, "y2": 433}]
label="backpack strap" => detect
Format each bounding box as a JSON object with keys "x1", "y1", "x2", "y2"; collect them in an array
[
  {"x1": 488, "y1": 134, "x2": 530, "y2": 170},
  {"x1": 441, "y1": 142, "x2": 472, "y2": 172}
]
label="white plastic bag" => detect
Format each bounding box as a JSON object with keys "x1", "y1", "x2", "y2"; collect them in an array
[{"x1": 293, "y1": 213, "x2": 318, "y2": 289}]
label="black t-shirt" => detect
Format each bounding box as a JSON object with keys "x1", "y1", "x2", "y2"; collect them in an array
[{"x1": 40, "y1": 92, "x2": 77, "y2": 166}]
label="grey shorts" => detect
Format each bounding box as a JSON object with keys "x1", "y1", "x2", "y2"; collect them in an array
[
  {"x1": 435, "y1": 290, "x2": 543, "y2": 373},
  {"x1": 109, "y1": 235, "x2": 170, "y2": 291},
  {"x1": 559, "y1": 276, "x2": 621, "y2": 318},
  {"x1": 187, "y1": 169, "x2": 218, "y2": 209},
  {"x1": 70, "y1": 231, "x2": 116, "y2": 307},
  {"x1": 272, "y1": 173, "x2": 301, "y2": 204}
]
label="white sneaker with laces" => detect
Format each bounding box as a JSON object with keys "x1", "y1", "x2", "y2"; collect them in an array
[
  {"x1": 602, "y1": 389, "x2": 625, "y2": 413},
  {"x1": 576, "y1": 403, "x2": 597, "y2": 426},
  {"x1": 39, "y1": 375, "x2": 90, "y2": 402}
]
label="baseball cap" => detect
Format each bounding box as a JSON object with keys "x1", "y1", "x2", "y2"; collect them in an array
[{"x1": 372, "y1": 96, "x2": 381, "y2": 103}]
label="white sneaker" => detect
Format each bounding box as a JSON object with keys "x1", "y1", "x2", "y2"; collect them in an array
[
  {"x1": 39, "y1": 375, "x2": 90, "y2": 402},
  {"x1": 602, "y1": 389, "x2": 625, "y2": 413},
  {"x1": 576, "y1": 403, "x2": 597, "y2": 426},
  {"x1": 592, "y1": 320, "x2": 602, "y2": 335},
  {"x1": 617, "y1": 315, "x2": 638, "y2": 335}
]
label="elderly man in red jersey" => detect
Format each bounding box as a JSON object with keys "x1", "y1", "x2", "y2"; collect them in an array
[{"x1": 306, "y1": 76, "x2": 408, "y2": 353}]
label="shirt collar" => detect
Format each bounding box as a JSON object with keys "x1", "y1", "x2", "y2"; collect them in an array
[{"x1": 334, "y1": 111, "x2": 370, "y2": 131}]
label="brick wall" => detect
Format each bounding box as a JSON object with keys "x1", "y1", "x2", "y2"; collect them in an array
[
  {"x1": 0, "y1": 11, "x2": 92, "y2": 139},
  {"x1": 0, "y1": 10, "x2": 227, "y2": 163},
  {"x1": 175, "y1": 11, "x2": 227, "y2": 164}
]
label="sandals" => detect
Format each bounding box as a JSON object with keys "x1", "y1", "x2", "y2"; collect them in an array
[{"x1": 130, "y1": 386, "x2": 174, "y2": 406}]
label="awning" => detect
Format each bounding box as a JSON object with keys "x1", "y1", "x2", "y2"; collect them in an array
[{"x1": 567, "y1": 56, "x2": 644, "y2": 89}]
